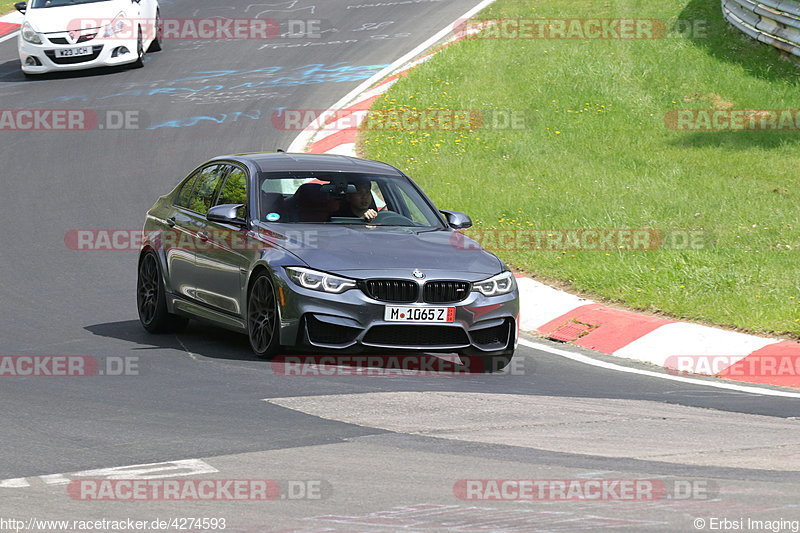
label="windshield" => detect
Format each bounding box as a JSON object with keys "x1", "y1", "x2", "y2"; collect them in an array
[
  {"x1": 30, "y1": 0, "x2": 110, "y2": 8},
  {"x1": 257, "y1": 172, "x2": 445, "y2": 229}
]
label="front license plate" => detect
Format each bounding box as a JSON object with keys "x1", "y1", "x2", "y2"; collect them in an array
[
  {"x1": 384, "y1": 306, "x2": 455, "y2": 323},
  {"x1": 55, "y1": 47, "x2": 92, "y2": 58}
]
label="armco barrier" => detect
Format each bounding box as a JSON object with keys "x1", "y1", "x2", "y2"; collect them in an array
[{"x1": 722, "y1": 0, "x2": 800, "y2": 57}]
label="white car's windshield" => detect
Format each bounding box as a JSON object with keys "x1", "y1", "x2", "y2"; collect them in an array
[{"x1": 30, "y1": 0, "x2": 110, "y2": 8}]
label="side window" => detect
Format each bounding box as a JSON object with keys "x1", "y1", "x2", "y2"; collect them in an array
[
  {"x1": 188, "y1": 165, "x2": 225, "y2": 215},
  {"x1": 216, "y1": 167, "x2": 248, "y2": 219},
  {"x1": 175, "y1": 172, "x2": 199, "y2": 208},
  {"x1": 394, "y1": 186, "x2": 429, "y2": 224},
  {"x1": 372, "y1": 182, "x2": 386, "y2": 210}
]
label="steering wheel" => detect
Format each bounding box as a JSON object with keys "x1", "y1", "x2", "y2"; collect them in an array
[{"x1": 372, "y1": 211, "x2": 414, "y2": 225}]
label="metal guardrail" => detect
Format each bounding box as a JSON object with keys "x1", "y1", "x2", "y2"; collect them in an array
[{"x1": 722, "y1": 0, "x2": 800, "y2": 57}]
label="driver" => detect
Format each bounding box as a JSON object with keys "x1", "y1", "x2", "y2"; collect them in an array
[{"x1": 333, "y1": 181, "x2": 378, "y2": 221}]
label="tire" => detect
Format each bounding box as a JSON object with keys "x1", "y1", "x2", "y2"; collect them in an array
[
  {"x1": 247, "y1": 272, "x2": 281, "y2": 359},
  {"x1": 130, "y1": 28, "x2": 145, "y2": 68},
  {"x1": 137, "y1": 251, "x2": 189, "y2": 333},
  {"x1": 148, "y1": 11, "x2": 162, "y2": 53}
]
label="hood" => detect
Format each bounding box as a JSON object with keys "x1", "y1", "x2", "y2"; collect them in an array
[
  {"x1": 25, "y1": 0, "x2": 122, "y2": 34},
  {"x1": 255, "y1": 224, "x2": 503, "y2": 277}
]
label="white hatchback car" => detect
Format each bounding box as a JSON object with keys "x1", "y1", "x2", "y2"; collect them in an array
[{"x1": 16, "y1": 0, "x2": 160, "y2": 76}]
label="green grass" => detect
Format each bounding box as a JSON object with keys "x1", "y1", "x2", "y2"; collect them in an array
[
  {"x1": 362, "y1": 0, "x2": 800, "y2": 338},
  {"x1": 1, "y1": 0, "x2": 18, "y2": 16}
]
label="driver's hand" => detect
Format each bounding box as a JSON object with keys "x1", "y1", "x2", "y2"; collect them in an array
[{"x1": 363, "y1": 209, "x2": 378, "y2": 221}]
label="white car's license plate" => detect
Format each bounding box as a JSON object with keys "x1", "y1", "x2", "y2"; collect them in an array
[
  {"x1": 384, "y1": 306, "x2": 455, "y2": 323},
  {"x1": 55, "y1": 47, "x2": 93, "y2": 58}
]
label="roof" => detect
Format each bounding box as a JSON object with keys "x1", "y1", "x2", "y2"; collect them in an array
[{"x1": 213, "y1": 152, "x2": 403, "y2": 175}]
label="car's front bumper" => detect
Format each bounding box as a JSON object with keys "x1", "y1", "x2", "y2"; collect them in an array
[
  {"x1": 19, "y1": 35, "x2": 139, "y2": 73},
  {"x1": 272, "y1": 268, "x2": 520, "y2": 354}
]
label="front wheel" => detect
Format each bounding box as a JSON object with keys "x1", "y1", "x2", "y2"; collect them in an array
[
  {"x1": 137, "y1": 251, "x2": 189, "y2": 333},
  {"x1": 248, "y1": 272, "x2": 280, "y2": 359}
]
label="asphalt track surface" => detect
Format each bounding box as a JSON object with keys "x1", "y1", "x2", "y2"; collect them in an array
[{"x1": 1, "y1": 1, "x2": 799, "y2": 531}]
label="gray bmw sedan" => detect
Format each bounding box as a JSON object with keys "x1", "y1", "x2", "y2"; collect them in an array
[{"x1": 137, "y1": 152, "x2": 519, "y2": 372}]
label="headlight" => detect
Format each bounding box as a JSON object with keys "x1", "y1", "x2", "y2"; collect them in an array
[
  {"x1": 101, "y1": 14, "x2": 128, "y2": 38},
  {"x1": 472, "y1": 271, "x2": 516, "y2": 297},
  {"x1": 21, "y1": 22, "x2": 42, "y2": 44},
  {"x1": 285, "y1": 267, "x2": 356, "y2": 294}
]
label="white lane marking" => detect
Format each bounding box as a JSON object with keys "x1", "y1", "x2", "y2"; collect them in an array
[
  {"x1": 69, "y1": 458, "x2": 218, "y2": 480},
  {"x1": 0, "y1": 478, "x2": 29, "y2": 488},
  {"x1": 519, "y1": 338, "x2": 800, "y2": 399},
  {"x1": 39, "y1": 474, "x2": 70, "y2": 485},
  {"x1": 0, "y1": 459, "x2": 218, "y2": 490},
  {"x1": 0, "y1": 30, "x2": 19, "y2": 44},
  {"x1": 287, "y1": 0, "x2": 498, "y2": 152}
]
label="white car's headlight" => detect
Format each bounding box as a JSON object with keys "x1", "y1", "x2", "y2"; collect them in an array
[
  {"x1": 101, "y1": 13, "x2": 128, "y2": 38},
  {"x1": 286, "y1": 267, "x2": 356, "y2": 294},
  {"x1": 472, "y1": 271, "x2": 516, "y2": 297},
  {"x1": 21, "y1": 22, "x2": 43, "y2": 44}
]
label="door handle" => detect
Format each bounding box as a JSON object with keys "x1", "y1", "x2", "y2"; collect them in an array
[
  {"x1": 166, "y1": 217, "x2": 176, "y2": 227},
  {"x1": 198, "y1": 231, "x2": 210, "y2": 242}
]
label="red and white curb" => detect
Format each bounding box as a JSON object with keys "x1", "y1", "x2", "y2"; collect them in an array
[
  {"x1": 0, "y1": 10, "x2": 23, "y2": 41},
  {"x1": 288, "y1": 4, "x2": 800, "y2": 390},
  {"x1": 514, "y1": 275, "x2": 800, "y2": 389}
]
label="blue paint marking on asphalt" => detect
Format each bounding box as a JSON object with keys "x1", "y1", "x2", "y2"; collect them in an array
[
  {"x1": 28, "y1": 63, "x2": 391, "y2": 105},
  {"x1": 148, "y1": 109, "x2": 263, "y2": 129}
]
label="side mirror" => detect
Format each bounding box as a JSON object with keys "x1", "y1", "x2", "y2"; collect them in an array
[
  {"x1": 14, "y1": 2, "x2": 26, "y2": 13},
  {"x1": 207, "y1": 204, "x2": 246, "y2": 226},
  {"x1": 440, "y1": 210, "x2": 472, "y2": 230}
]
